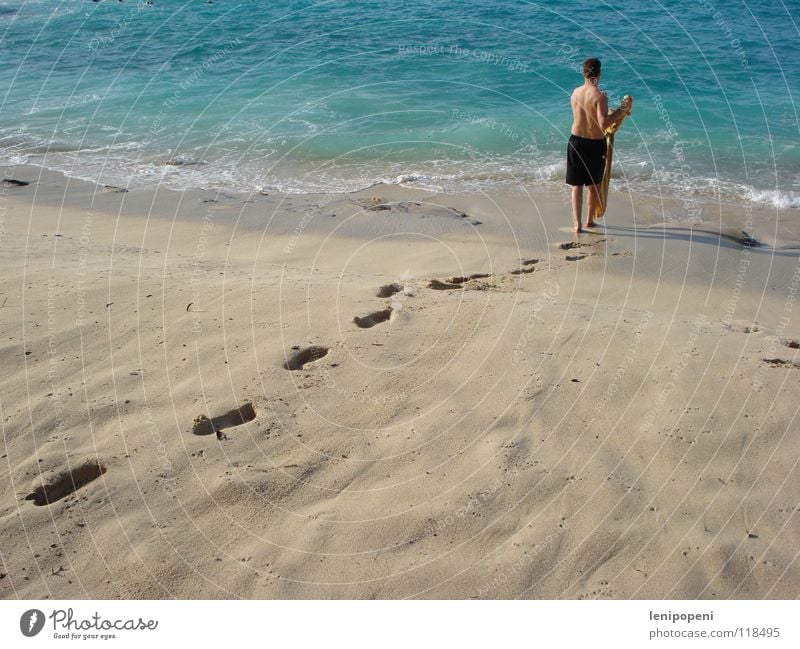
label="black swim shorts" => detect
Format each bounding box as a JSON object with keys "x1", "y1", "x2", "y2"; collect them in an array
[{"x1": 565, "y1": 134, "x2": 607, "y2": 186}]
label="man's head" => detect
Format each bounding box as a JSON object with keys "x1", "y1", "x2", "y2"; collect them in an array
[{"x1": 582, "y1": 58, "x2": 601, "y2": 80}]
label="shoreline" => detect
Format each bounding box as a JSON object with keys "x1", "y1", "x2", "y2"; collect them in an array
[
  {"x1": 3, "y1": 162, "x2": 799, "y2": 250},
  {"x1": 1, "y1": 162, "x2": 799, "y2": 599},
  {"x1": 3, "y1": 159, "x2": 798, "y2": 244}
]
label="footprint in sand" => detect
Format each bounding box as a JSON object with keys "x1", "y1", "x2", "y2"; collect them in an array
[
  {"x1": 3, "y1": 178, "x2": 30, "y2": 187},
  {"x1": 559, "y1": 241, "x2": 590, "y2": 250},
  {"x1": 353, "y1": 308, "x2": 392, "y2": 329},
  {"x1": 192, "y1": 403, "x2": 257, "y2": 438},
  {"x1": 25, "y1": 460, "x2": 106, "y2": 506},
  {"x1": 283, "y1": 345, "x2": 329, "y2": 370},
  {"x1": 446, "y1": 207, "x2": 482, "y2": 225},
  {"x1": 448, "y1": 273, "x2": 491, "y2": 283},
  {"x1": 428, "y1": 273, "x2": 491, "y2": 290},
  {"x1": 358, "y1": 200, "x2": 482, "y2": 225},
  {"x1": 361, "y1": 199, "x2": 419, "y2": 212},
  {"x1": 783, "y1": 339, "x2": 800, "y2": 349},
  {"x1": 377, "y1": 283, "x2": 403, "y2": 298},
  {"x1": 509, "y1": 260, "x2": 540, "y2": 275},
  {"x1": 566, "y1": 254, "x2": 588, "y2": 261},
  {"x1": 729, "y1": 320, "x2": 760, "y2": 334},
  {"x1": 762, "y1": 358, "x2": 800, "y2": 369},
  {"x1": 428, "y1": 279, "x2": 464, "y2": 290}
]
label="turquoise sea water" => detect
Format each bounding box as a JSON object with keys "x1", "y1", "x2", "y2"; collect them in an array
[{"x1": 1, "y1": 0, "x2": 798, "y2": 210}]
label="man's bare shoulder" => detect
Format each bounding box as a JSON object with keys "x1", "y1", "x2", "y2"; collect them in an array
[{"x1": 586, "y1": 84, "x2": 604, "y2": 99}]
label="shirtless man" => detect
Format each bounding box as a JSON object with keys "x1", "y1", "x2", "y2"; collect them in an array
[{"x1": 566, "y1": 58, "x2": 632, "y2": 233}]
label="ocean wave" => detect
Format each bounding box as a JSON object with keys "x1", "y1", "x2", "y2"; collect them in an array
[
  {"x1": 2, "y1": 142, "x2": 798, "y2": 213},
  {"x1": 26, "y1": 94, "x2": 105, "y2": 116},
  {"x1": 745, "y1": 188, "x2": 800, "y2": 209}
]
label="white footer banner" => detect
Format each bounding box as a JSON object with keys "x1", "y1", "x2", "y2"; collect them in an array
[{"x1": 1, "y1": 600, "x2": 796, "y2": 648}]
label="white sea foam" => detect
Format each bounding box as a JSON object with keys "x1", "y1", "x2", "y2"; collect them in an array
[
  {"x1": 745, "y1": 188, "x2": 800, "y2": 209},
  {"x1": 2, "y1": 141, "x2": 798, "y2": 215}
]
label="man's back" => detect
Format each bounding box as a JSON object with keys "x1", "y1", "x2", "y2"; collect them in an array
[{"x1": 571, "y1": 84, "x2": 605, "y2": 139}]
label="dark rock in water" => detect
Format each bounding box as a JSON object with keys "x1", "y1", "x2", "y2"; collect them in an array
[
  {"x1": 103, "y1": 185, "x2": 128, "y2": 193},
  {"x1": 3, "y1": 179, "x2": 30, "y2": 187}
]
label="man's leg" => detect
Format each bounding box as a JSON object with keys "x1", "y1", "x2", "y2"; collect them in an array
[
  {"x1": 586, "y1": 183, "x2": 601, "y2": 227},
  {"x1": 571, "y1": 185, "x2": 583, "y2": 233}
]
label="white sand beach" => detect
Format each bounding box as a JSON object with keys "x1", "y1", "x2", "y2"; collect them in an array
[{"x1": 1, "y1": 165, "x2": 798, "y2": 599}]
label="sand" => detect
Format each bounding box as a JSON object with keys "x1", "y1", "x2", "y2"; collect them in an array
[{"x1": 0, "y1": 164, "x2": 798, "y2": 599}]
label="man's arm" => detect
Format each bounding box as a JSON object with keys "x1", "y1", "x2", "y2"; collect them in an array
[{"x1": 596, "y1": 93, "x2": 629, "y2": 132}]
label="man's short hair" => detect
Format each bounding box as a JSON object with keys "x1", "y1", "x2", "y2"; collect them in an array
[{"x1": 582, "y1": 58, "x2": 601, "y2": 79}]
